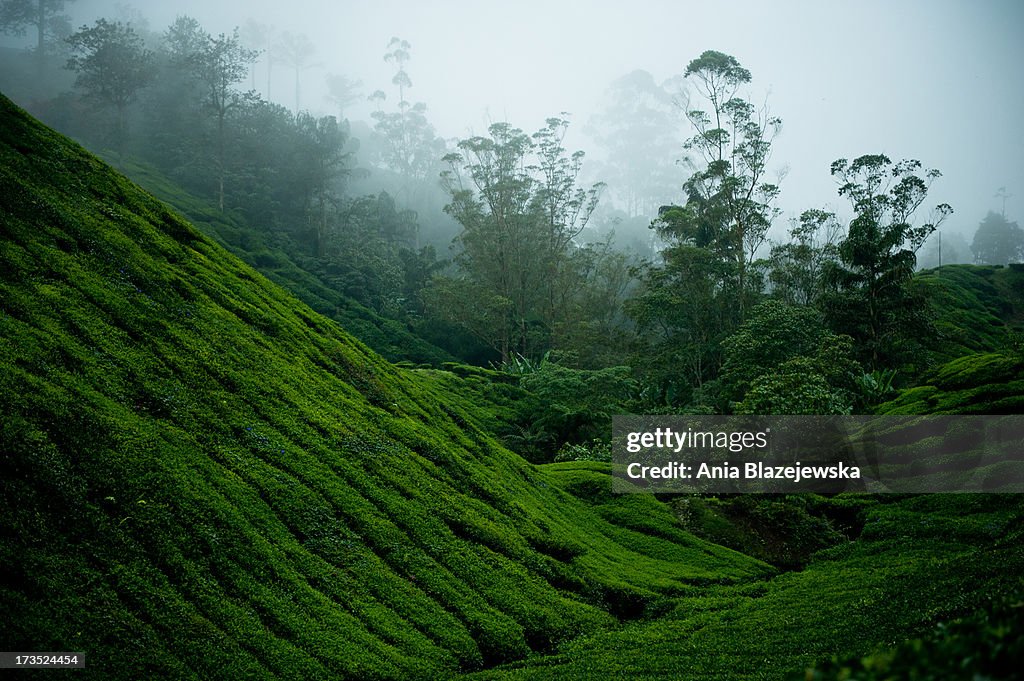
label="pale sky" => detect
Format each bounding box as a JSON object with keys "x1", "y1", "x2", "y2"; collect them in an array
[{"x1": 51, "y1": 0, "x2": 1024, "y2": 235}]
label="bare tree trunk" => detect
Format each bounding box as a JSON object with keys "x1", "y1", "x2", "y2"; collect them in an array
[
  {"x1": 35, "y1": 0, "x2": 45, "y2": 77},
  {"x1": 266, "y1": 56, "x2": 272, "y2": 100},
  {"x1": 217, "y1": 111, "x2": 225, "y2": 212}
]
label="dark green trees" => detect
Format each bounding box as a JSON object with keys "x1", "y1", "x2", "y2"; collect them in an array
[
  {"x1": 65, "y1": 19, "x2": 154, "y2": 149},
  {"x1": 766, "y1": 209, "x2": 843, "y2": 306},
  {"x1": 822, "y1": 155, "x2": 952, "y2": 369},
  {"x1": 430, "y1": 118, "x2": 604, "y2": 363},
  {"x1": 677, "y1": 49, "x2": 782, "y2": 319},
  {"x1": 294, "y1": 112, "x2": 349, "y2": 257},
  {"x1": 971, "y1": 211, "x2": 1024, "y2": 265},
  {"x1": 720, "y1": 300, "x2": 861, "y2": 415},
  {"x1": 629, "y1": 51, "x2": 780, "y2": 407},
  {"x1": 181, "y1": 26, "x2": 258, "y2": 211}
]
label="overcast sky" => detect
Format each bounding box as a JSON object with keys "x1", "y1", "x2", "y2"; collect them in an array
[{"x1": 60, "y1": 0, "x2": 1024, "y2": 235}]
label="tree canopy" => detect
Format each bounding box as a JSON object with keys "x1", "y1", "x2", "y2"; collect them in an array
[{"x1": 971, "y1": 211, "x2": 1024, "y2": 265}]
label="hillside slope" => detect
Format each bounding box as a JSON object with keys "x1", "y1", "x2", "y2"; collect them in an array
[
  {"x1": 107, "y1": 157, "x2": 454, "y2": 367},
  {"x1": 914, "y1": 264, "x2": 1024, "y2": 364},
  {"x1": 877, "y1": 351, "x2": 1024, "y2": 414},
  {"x1": 0, "y1": 94, "x2": 771, "y2": 679}
]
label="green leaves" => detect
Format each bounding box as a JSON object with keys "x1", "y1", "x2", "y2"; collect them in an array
[
  {"x1": 720, "y1": 300, "x2": 861, "y2": 414},
  {"x1": 433, "y1": 117, "x2": 604, "y2": 362},
  {"x1": 823, "y1": 154, "x2": 951, "y2": 369},
  {"x1": 65, "y1": 19, "x2": 154, "y2": 107},
  {"x1": 684, "y1": 50, "x2": 752, "y2": 90}
]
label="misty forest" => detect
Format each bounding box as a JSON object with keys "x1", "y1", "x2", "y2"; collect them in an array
[{"x1": 1, "y1": 0, "x2": 1023, "y2": 678}]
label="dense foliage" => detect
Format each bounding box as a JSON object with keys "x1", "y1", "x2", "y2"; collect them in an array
[
  {"x1": 0, "y1": 94, "x2": 773, "y2": 678},
  {"x1": 1, "y1": 11, "x2": 1023, "y2": 677}
]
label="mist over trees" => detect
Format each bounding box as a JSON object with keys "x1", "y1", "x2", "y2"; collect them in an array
[
  {"x1": 64, "y1": 18, "x2": 153, "y2": 150},
  {"x1": 971, "y1": 211, "x2": 1024, "y2": 265},
  {"x1": 1, "y1": 3, "x2": 1020, "y2": 451},
  {"x1": 2, "y1": 6, "x2": 1024, "y2": 679},
  {"x1": 0, "y1": 0, "x2": 76, "y2": 66}
]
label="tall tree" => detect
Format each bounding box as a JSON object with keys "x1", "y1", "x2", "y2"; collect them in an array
[
  {"x1": 585, "y1": 69, "x2": 684, "y2": 218},
  {"x1": 370, "y1": 37, "x2": 443, "y2": 185},
  {"x1": 626, "y1": 51, "x2": 780, "y2": 408},
  {"x1": 432, "y1": 119, "x2": 603, "y2": 362},
  {"x1": 240, "y1": 19, "x2": 270, "y2": 94},
  {"x1": 0, "y1": 0, "x2": 76, "y2": 70},
  {"x1": 822, "y1": 154, "x2": 952, "y2": 369},
  {"x1": 164, "y1": 14, "x2": 206, "y2": 63},
  {"x1": 293, "y1": 112, "x2": 349, "y2": 256},
  {"x1": 65, "y1": 18, "x2": 154, "y2": 152},
  {"x1": 531, "y1": 116, "x2": 605, "y2": 338},
  {"x1": 627, "y1": 241, "x2": 734, "y2": 406},
  {"x1": 325, "y1": 73, "x2": 361, "y2": 121},
  {"x1": 675, "y1": 50, "x2": 782, "y2": 319},
  {"x1": 275, "y1": 30, "x2": 316, "y2": 112},
  {"x1": 436, "y1": 122, "x2": 540, "y2": 361},
  {"x1": 970, "y1": 211, "x2": 1024, "y2": 265},
  {"x1": 190, "y1": 27, "x2": 258, "y2": 211}
]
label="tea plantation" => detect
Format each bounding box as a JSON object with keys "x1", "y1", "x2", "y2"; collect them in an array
[{"x1": 2, "y1": 94, "x2": 1022, "y2": 679}]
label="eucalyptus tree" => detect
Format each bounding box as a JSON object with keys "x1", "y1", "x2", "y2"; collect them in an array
[
  {"x1": 275, "y1": 30, "x2": 316, "y2": 112},
  {"x1": 531, "y1": 116, "x2": 605, "y2": 334},
  {"x1": 370, "y1": 37, "x2": 443, "y2": 185},
  {"x1": 671, "y1": 50, "x2": 782, "y2": 318},
  {"x1": 431, "y1": 118, "x2": 603, "y2": 361},
  {"x1": 0, "y1": 0, "x2": 76, "y2": 71},
  {"x1": 822, "y1": 154, "x2": 952, "y2": 369},
  {"x1": 65, "y1": 18, "x2": 155, "y2": 152},
  {"x1": 627, "y1": 50, "x2": 780, "y2": 408}
]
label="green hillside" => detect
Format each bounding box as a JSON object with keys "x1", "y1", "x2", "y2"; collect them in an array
[
  {"x1": 467, "y1": 494, "x2": 1024, "y2": 679},
  {"x1": 106, "y1": 157, "x2": 454, "y2": 367},
  {"x1": 914, "y1": 264, "x2": 1024, "y2": 364},
  {"x1": 0, "y1": 94, "x2": 770, "y2": 678},
  {"x1": 877, "y1": 352, "x2": 1024, "y2": 414},
  {"x1": 2, "y1": 93, "x2": 1023, "y2": 681}
]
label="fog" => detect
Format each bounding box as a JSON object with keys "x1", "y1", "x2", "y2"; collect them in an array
[{"x1": 11, "y1": 0, "x2": 1024, "y2": 237}]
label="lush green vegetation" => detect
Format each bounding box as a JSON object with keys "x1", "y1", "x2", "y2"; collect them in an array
[
  {"x1": 0, "y1": 93, "x2": 775, "y2": 678},
  {"x1": 466, "y1": 495, "x2": 1024, "y2": 679},
  {"x1": 805, "y1": 593, "x2": 1024, "y2": 680},
  {"x1": 1, "y1": 10, "x2": 1023, "y2": 677},
  {"x1": 108, "y1": 157, "x2": 455, "y2": 367},
  {"x1": 913, "y1": 264, "x2": 1024, "y2": 364}
]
